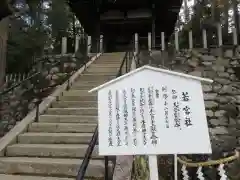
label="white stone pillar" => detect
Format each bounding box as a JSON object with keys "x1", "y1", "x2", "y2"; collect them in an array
[
  {"x1": 87, "y1": 35, "x2": 91, "y2": 56},
  {"x1": 217, "y1": 23, "x2": 223, "y2": 47},
  {"x1": 135, "y1": 33, "x2": 139, "y2": 53},
  {"x1": 75, "y1": 35, "x2": 80, "y2": 52},
  {"x1": 152, "y1": 17, "x2": 156, "y2": 48},
  {"x1": 100, "y1": 35, "x2": 103, "y2": 53},
  {"x1": 148, "y1": 32, "x2": 152, "y2": 53},
  {"x1": 202, "y1": 29, "x2": 207, "y2": 49},
  {"x1": 175, "y1": 31, "x2": 179, "y2": 51},
  {"x1": 161, "y1": 32, "x2": 165, "y2": 51},
  {"x1": 233, "y1": 27, "x2": 238, "y2": 45},
  {"x1": 189, "y1": 30, "x2": 193, "y2": 49},
  {"x1": 61, "y1": 37, "x2": 67, "y2": 55}
]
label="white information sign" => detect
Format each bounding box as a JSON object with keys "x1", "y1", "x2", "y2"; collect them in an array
[{"x1": 90, "y1": 66, "x2": 212, "y2": 156}]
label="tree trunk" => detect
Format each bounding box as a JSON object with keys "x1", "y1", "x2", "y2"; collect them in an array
[{"x1": 0, "y1": 17, "x2": 9, "y2": 89}]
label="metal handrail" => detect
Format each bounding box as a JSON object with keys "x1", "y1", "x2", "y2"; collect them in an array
[{"x1": 76, "y1": 51, "x2": 132, "y2": 180}]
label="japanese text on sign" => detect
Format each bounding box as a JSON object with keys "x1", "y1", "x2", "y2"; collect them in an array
[{"x1": 106, "y1": 86, "x2": 194, "y2": 149}]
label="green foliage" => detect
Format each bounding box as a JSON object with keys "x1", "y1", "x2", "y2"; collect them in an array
[
  {"x1": 7, "y1": 15, "x2": 48, "y2": 73},
  {"x1": 6, "y1": 0, "x2": 76, "y2": 73},
  {"x1": 47, "y1": 0, "x2": 71, "y2": 38}
]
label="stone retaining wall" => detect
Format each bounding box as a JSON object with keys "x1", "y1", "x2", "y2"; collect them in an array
[{"x1": 171, "y1": 49, "x2": 240, "y2": 153}]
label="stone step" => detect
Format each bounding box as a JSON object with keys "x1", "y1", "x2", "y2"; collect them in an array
[
  {"x1": 72, "y1": 81, "x2": 108, "y2": 87},
  {"x1": 96, "y1": 59, "x2": 123, "y2": 62},
  {"x1": 39, "y1": 115, "x2": 97, "y2": 123},
  {"x1": 85, "y1": 68, "x2": 118, "y2": 73},
  {"x1": 77, "y1": 75, "x2": 115, "y2": 81},
  {"x1": 0, "y1": 157, "x2": 106, "y2": 178},
  {"x1": 75, "y1": 78, "x2": 110, "y2": 85},
  {"x1": 93, "y1": 62, "x2": 122, "y2": 65},
  {"x1": 90, "y1": 64, "x2": 121, "y2": 68},
  {"x1": 28, "y1": 123, "x2": 96, "y2": 133},
  {"x1": 7, "y1": 144, "x2": 100, "y2": 159},
  {"x1": 52, "y1": 101, "x2": 97, "y2": 108},
  {"x1": 69, "y1": 83, "x2": 101, "y2": 89},
  {"x1": 97, "y1": 58, "x2": 123, "y2": 61},
  {"x1": 83, "y1": 72, "x2": 116, "y2": 76},
  {"x1": 0, "y1": 174, "x2": 74, "y2": 180},
  {"x1": 45, "y1": 108, "x2": 97, "y2": 115},
  {"x1": 18, "y1": 133, "x2": 94, "y2": 144},
  {"x1": 60, "y1": 95, "x2": 97, "y2": 101},
  {"x1": 70, "y1": 85, "x2": 98, "y2": 90},
  {"x1": 62, "y1": 90, "x2": 96, "y2": 97},
  {"x1": 83, "y1": 72, "x2": 117, "y2": 76}
]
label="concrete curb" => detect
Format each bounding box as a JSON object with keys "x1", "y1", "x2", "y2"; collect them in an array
[{"x1": 0, "y1": 53, "x2": 102, "y2": 156}]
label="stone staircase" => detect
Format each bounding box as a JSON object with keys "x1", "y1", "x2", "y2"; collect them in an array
[{"x1": 0, "y1": 53, "x2": 125, "y2": 179}]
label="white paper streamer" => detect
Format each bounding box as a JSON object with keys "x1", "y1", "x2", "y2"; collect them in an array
[
  {"x1": 181, "y1": 165, "x2": 189, "y2": 180},
  {"x1": 218, "y1": 164, "x2": 228, "y2": 180},
  {"x1": 197, "y1": 166, "x2": 204, "y2": 180}
]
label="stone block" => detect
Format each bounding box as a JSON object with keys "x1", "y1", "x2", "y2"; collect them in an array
[
  {"x1": 214, "y1": 110, "x2": 226, "y2": 117},
  {"x1": 205, "y1": 101, "x2": 218, "y2": 109},
  {"x1": 212, "y1": 65, "x2": 225, "y2": 72},
  {"x1": 210, "y1": 127, "x2": 229, "y2": 135},
  {"x1": 204, "y1": 93, "x2": 217, "y2": 100}
]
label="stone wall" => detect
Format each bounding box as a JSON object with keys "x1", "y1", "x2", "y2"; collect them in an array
[
  {"x1": 170, "y1": 49, "x2": 240, "y2": 179},
  {"x1": 170, "y1": 49, "x2": 240, "y2": 152}
]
